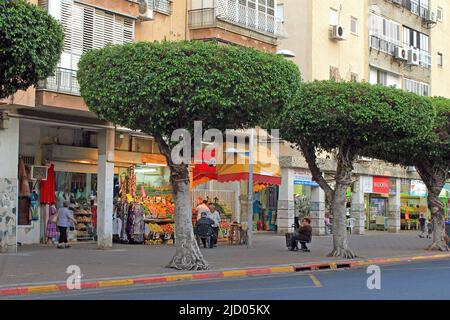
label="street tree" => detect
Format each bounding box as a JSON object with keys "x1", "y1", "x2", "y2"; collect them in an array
[
  {"x1": 77, "y1": 41, "x2": 300, "y2": 270},
  {"x1": 366, "y1": 96, "x2": 450, "y2": 251},
  {"x1": 0, "y1": 0, "x2": 64, "y2": 99},
  {"x1": 273, "y1": 81, "x2": 434, "y2": 258}
]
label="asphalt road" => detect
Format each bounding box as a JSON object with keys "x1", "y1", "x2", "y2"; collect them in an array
[{"x1": 8, "y1": 259, "x2": 450, "y2": 300}]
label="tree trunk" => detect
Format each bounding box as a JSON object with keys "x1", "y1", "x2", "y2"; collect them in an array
[
  {"x1": 328, "y1": 148, "x2": 357, "y2": 259},
  {"x1": 167, "y1": 163, "x2": 209, "y2": 270},
  {"x1": 426, "y1": 191, "x2": 449, "y2": 251},
  {"x1": 417, "y1": 163, "x2": 449, "y2": 252}
]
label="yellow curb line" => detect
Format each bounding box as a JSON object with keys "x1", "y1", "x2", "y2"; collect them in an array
[
  {"x1": 98, "y1": 279, "x2": 134, "y2": 288},
  {"x1": 222, "y1": 270, "x2": 248, "y2": 277},
  {"x1": 270, "y1": 266, "x2": 295, "y2": 273},
  {"x1": 27, "y1": 285, "x2": 60, "y2": 294},
  {"x1": 165, "y1": 274, "x2": 194, "y2": 282}
]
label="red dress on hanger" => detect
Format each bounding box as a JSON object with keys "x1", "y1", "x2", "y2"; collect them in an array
[{"x1": 40, "y1": 164, "x2": 56, "y2": 204}]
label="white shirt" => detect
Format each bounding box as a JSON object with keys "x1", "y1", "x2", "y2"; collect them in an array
[
  {"x1": 196, "y1": 204, "x2": 210, "y2": 221},
  {"x1": 208, "y1": 210, "x2": 221, "y2": 228}
]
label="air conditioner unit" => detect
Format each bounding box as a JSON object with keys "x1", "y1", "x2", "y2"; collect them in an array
[
  {"x1": 329, "y1": 25, "x2": 346, "y2": 41},
  {"x1": 424, "y1": 11, "x2": 437, "y2": 23},
  {"x1": 406, "y1": 166, "x2": 416, "y2": 172},
  {"x1": 394, "y1": 46, "x2": 408, "y2": 61},
  {"x1": 137, "y1": 0, "x2": 154, "y2": 21},
  {"x1": 391, "y1": 0, "x2": 402, "y2": 5},
  {"x1": 407, "y1": 48, "x2": 420, "y2": 66},
  {"x1": 30, "y1": 165, "x2": 48, "y2": 181}
]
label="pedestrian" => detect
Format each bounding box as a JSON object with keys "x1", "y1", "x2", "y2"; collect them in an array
[
  {"x1": 56, "y1": 201, "x2": 77, "y2": 249},
  {"x1": 196, "y1": 212, "x2": 215, "y2": 248},
  {"x1": 289, "y1": 217, "x2": 313, "y2": 252},
  {"x1": 418, "y1": 214, "x2": 426, "y2": 238},
  {"x1": 426, "y1": 218, "x2": 434, "y2": 239},
  {"x1": 208, "y1": 203, "x2": 221, "y2": 247},
  {"x1": 46, "y1": 204, "x2": 59, "y2": 244},
  {"x1": 196, "y1": 200, "x2": 210, "y2": 222}
]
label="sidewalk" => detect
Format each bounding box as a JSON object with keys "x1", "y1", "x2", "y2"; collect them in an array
[{"x1": 0, "y1": 231, "x2": 447, "y2": 288}]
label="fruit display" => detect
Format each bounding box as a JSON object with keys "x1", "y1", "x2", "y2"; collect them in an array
[
  {"x1": 160, "y1": 223, "x2": 174, "y2": 234},
  {"x1": 142, "y1": 196, "x2": 175, "y2": 219},
  {"x1": 147, "y1": 223, "x2": 163, "y2": 233}
]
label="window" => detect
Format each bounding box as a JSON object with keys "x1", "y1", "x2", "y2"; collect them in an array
[
  {"x1": 377, "y1": 70, "x2": 387, "y2": 86},
  {"x1": 60, "y1": 0, "x2": 134, "y2": 71},
  {"x1": 369, "y1": 13, "x2": 400, "y2": 54},
  {"x1": 404, "y1": 78, "x2": 430, "y2": 96},
  {"x1": 350, "y1": 16, "x2": 358, "y2": 35},
  {"x1": 403, "y1": 26, "x2": 431, "y2": 67},
  {"x1": 437, "y1": 7, "x2": 443, "y2": 21},
  {"x1": 329, "y1": 8, "x2": 338, "y2": 25},
  {"x1": 276, "y1": 3, "x2": 284, "y2": 22},
  {"x1": 438, "y1": 52, "x2": 443, "y2": 67},
  {"x1": 350, "y1": 73, "x2": 358, "y2": 82}
]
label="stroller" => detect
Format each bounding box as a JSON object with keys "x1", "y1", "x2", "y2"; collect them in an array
[{"x1": 285, "y1": 224, "x2": 311, "y2": 252}]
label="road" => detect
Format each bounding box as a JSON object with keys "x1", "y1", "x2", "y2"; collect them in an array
[{"x1": 7, "y1": 259, "x2": 450, "y2": 300}]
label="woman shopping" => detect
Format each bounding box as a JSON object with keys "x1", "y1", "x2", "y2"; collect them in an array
[{"x1": 56, "y1": 201, "x2": 77, "y2": 249}]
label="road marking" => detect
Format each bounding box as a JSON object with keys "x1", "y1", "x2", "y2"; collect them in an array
[{"x1": 308, "y1": 274, "x2": 322, "y2": 287}]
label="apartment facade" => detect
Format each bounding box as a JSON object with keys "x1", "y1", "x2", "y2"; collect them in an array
[
  {"x1": 275, "y1": 0, "x2": 450, "y2": 236},
  {"x1": 0, "y1": 0, "x2": 283, "y2": 253}
]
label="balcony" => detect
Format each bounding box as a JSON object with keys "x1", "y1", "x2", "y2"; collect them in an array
[
  {"x1": 402, "y1": 0, "x2": 429, "y2": 18},
  {"x1": 188, "y1": 4, "x2": 283, "y2": 40},
  {"x1": 149, "y1": 0, "x2": 172, "y2": 15},
  {"x1": 369, "y1": 35, "x2": 398, "y2": 55},
  {"x1": 38, "y1": 67, "x2": 80, "y2": 96}
]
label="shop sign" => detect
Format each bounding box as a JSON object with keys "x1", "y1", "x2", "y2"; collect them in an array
[
  {"x1": 410, "y1": 180, "x2": 428, "y2": 197},
  {"x1": 293, "y1": 169, "x2": 319, "y2": 187},
  {"x1": 372, "y1": 176, "x2": 390, "y2": 194},
  {"x1": 361, "y1": 176, "x2": 373, "y2": 193}
]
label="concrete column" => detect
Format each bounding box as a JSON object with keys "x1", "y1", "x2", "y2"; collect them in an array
[
  {"x1": 351, "y1": 176, "x2": 365, "y2": 235},
  {"x1": 310, "y1": 186, "x2": 325, "y2": 236},
  {"x1": 388, "y1": 179, "x2": 401, "y2": 233},
  {"x1": 0, "y1": 117, "x2": 19, "y2": 253},
  {"x1": 277, "y1": 168, "x2": 294, "y2": 235},
  {"x1": 97, "y1": 128, "x2": 114, "y2": 249}
]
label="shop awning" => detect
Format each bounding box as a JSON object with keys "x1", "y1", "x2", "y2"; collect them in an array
[{"x1": 192, "y1": 142, "x2": 281, "y2": 187}]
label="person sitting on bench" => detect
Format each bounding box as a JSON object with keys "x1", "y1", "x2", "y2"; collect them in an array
[
  {"x1": 196, "y1": 212, "x2": 215, "y2": 248},
  {"x1": 290, "y1": 217, "x2": 312, "y2": 252}
]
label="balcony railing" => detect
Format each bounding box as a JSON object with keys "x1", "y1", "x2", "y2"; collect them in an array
[
  {"x1": 152, "y1": 0, "x2": 172, "y2": 15},
  {"x1": 369, "y1": 35, "x2": 398, "y2": 55},
  {"x1": 38, "y1": 67, "x2": 80, "y2": 95},
  {"x1": 188, "y1": 7, "x2": 282, "y2": 38}
]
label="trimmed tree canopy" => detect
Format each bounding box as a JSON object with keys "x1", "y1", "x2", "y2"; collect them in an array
[
  {"x1": 77, "y1": 40, "x2": 301, "y2": 139},
  {"x1": 0, "y1": 0, "x2": 64, "y2": 99},
  {"x1": 77, "y1": 40, "x2": 301, "y2": 270},
  {"x1": 280, "y1": 80, "x2": 435, "y2": 154}
]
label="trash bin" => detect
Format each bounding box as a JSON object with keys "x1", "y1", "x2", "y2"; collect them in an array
[{"x1": 446, "y1": 221, "x2": 450, "y2": 245}]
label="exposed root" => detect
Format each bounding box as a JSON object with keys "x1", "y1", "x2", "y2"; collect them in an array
[
  {"x1": 167, "y1": 254, "x2": 209, "y2": 271},
  {"x1": 426, "y1": 241, "x2": 449, "y2": 252},
  {"x1": 327, "y1": 248, "x2": 357, "y2": 259}
]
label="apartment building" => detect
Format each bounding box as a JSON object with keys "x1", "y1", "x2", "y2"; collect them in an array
[
  {"x1": 275, "y1": 0, "x2": 450, "y2": 236},
  {"x1": 0, "y1": 0, "x2": 284, "y2": 253}
]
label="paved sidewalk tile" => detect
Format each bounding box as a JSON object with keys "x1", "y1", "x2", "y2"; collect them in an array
[{"x1": 0, "y1": 231, "x2": 440, "y2": 287}]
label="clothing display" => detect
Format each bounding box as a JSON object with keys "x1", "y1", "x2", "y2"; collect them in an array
[
  {"x1": 29, "y1": 191, "x2": 39, "y2": 221},
  {"x1": 40, "y1": 164, "x2": 56, "y2": 204},
  {"x1": 47, "y1": 206, "x2": 59, "y2": 239}
]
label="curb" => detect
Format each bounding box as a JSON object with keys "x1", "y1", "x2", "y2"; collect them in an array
[{"x1": 1, "y1": 253, "x2": 449, "y2": 297}]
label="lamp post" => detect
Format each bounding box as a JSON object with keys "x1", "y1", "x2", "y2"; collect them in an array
[
  {"x1": 246, "y1": 49, "x2": 295, "y2": 249},
  {"x1": 247, "y1": 128, "x2": 255, "y2": 248}
]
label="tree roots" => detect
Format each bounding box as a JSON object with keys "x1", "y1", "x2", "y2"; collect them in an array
[
  {"x1": 167, "y1": 254, "x2": 209, "y2": 271},
  {"x1": 327, "y1": 248, "x2": 357, "y2": 259}
]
